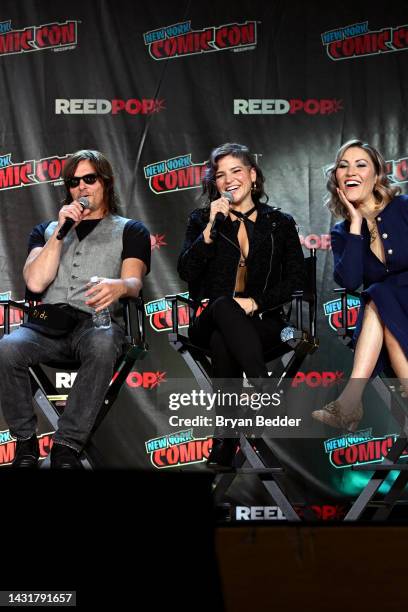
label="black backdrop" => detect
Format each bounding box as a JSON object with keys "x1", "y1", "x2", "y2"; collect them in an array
[{"x1": 1, "y1": 0, "x2": 408, "y2": 505}]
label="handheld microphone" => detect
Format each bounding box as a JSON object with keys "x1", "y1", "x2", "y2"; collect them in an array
[
  {"x1": 56, "y1": 197, "x2": 90, "y2": 241},
  {"x1": 209, "y1": 191, "x2": 233, "y2": 241}
]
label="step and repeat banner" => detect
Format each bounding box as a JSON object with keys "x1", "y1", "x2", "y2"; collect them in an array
[{"x1": 1, "y1": 0, "x2": 408, "y2": 511}]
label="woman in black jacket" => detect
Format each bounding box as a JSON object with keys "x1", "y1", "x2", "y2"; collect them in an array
[{"x1": 178, "y1": 143, "x2": 305, "y2": 466}]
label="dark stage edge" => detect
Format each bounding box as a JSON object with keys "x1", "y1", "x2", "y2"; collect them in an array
[
  {"x1": 217, "y1": 524, "x2": 408, "y2": 611},
  {"x1": 0, "y1": 470, "x2": 223, "y2": 610}
]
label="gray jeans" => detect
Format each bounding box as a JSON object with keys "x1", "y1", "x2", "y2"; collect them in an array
[{"x1": 0, "y1": 318, "x2": 126, "y2": 452}]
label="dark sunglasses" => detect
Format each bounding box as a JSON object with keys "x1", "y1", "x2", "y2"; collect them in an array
[{"x1": 65, "y1": 173, "x2": 99, "y2": 189}]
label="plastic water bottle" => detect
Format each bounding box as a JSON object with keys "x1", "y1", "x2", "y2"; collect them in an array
[
  {"x1": 89, "y1": 276, "x2": 111, "y2": 329},
  {"x1": 280, "y1": 326, "x2": 296, "y2": 342}
]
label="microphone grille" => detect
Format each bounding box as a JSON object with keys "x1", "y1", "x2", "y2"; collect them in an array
[
  {"x1": 78, "y1": 196, "x2": 90, "y2": 209},
  {"x1": 221, "y1": 191, "x2": 234, "y2": 203}
]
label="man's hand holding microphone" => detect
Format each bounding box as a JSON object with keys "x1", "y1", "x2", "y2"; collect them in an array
[{"x1": 56, "y1": 197, "x2": 91, "y2": 241}]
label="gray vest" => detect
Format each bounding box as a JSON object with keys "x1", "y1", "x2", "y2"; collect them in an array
[{"x1": 42, "y1": 214, "x2": 130, "y2": 324}]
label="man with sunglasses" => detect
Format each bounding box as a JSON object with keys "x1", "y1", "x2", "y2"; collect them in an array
[{"x1": 0, "y1": 150, "x2": 151, "y2": 468}]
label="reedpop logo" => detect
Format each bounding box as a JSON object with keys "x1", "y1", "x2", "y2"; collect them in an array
[
  {"x1": 150, "y1": 234, "x2": 167, "y2": 250},
  {"x1": 291, "y1": 371, "x2": 344, "y2": 387},
  {"x1": 55, "y1": 370, "x2": 167, "y2": 390},
  {"x1": 55, "y1": 99, "x2": 165, "y2": 115},
  {"x1": 234, "y1": 99, "x2": 343, "y2": 115}
]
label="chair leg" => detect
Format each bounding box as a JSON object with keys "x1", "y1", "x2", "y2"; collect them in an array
[
  {"x1": 212, "y1": 435, "x2": 301, "y2": 521},
  {"x1": 345, "y1": 437, "x2": 408, "y2": 520}
]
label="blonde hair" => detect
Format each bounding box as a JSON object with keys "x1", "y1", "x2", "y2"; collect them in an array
[{"x1": 325, "y1": 139, "x2": 400, "y2": 219}]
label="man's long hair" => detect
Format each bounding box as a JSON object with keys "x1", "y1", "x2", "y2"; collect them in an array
[{"x1": 62, "y1": 149, "x2": 119, "y2": 213}]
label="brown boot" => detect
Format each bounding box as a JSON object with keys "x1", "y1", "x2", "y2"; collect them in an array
[{"x1": 312, "y1": 400, "x2": 363, "y2": 432}]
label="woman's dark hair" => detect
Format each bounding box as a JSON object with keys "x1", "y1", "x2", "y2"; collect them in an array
[
  {"x1": 202, "y1": 143, "x2": 268, "y2": 205},
  {"x1": 325, "y1": 139, "x2": 400, "y2": 219},
  {"x1": 62, "y1": 149, "x2": 119, "y2": 214}
]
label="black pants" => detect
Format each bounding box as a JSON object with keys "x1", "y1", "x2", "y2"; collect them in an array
[{"x1": 189, "y1": 296, "x2": 284, "y2": 380}]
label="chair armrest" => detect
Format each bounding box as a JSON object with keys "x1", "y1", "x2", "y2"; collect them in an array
[
  {"x1": 333, "y1": 287, "x2": 361, "y2": 298},
  {"x1": 333, "y1": 287, "x2": 361, "y2": 337},
  {"x1": 120, "y1": 296, "x2": 148, "y2": 350},
  {"x1": 262, "y1": 256, "x2": 317, "y2": 339},
  {"x1": 165, "y1": 294, "x2": 203, "y2": 334},
  {"x1": 0, "y1": 299, "x2": 29, "y2": 334},
  {"x1": 282, "y1": 247, "x2": 317, "y2": 339}
]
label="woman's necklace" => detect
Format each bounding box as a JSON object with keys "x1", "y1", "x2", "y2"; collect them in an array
[
  {"x1": 363, "y1": 202, "x2": 385, "y2": 244},
  {"x1": 367, "y1": 221, "x2": 378, "y2": 244}
]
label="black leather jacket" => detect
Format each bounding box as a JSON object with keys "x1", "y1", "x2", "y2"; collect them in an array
[{"x1": 178, "y1": 203, "x2": 305, "y2": 313}]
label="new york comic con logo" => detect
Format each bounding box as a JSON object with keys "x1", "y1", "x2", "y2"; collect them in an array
[
  {"x1": 0, "y1": 19, "x2": 78, "y2": 56},
  {"x1": 0, "y1": 291, "x2": 24, "y2": 331},
  {"x1": 145, "y1": 429, "x2": 212, "y2": 468},
  {"x1": 0, "y1": 153, "x2": 70, "y2": 191},
  {"x1": 0, "y1": 429, "x2": 53, "y2": 466},
  {"x1": 323, "y1": 295, "x2": 360, "y2": 332},
  {"x1": 145, "y1": 294, "x2": 207, "y2": 332},
  {"x1": 144, "y1": 154, "x2": 206, "y2": 194},
  {"x1": 386, "y1": 156, "x2": 408, "y2": 185},
  {"x1": 321, "y1": 20, "x2": 408, "y2": 61},
  {"x1": 143, "y1": 19, "x2": 257, "y2": 60},
  {"x1": 324, "y1": 429, "x2": 408, "y2": 468}
]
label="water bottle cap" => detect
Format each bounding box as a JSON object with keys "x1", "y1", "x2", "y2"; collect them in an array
[
  {"x1": 90, "y1": 276, "x2": 99, "y2": 283},
  {"x1": 280, "y1": 326, "x2": 295, "y2": 342}
]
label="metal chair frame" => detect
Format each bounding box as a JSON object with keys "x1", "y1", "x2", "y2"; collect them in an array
[
  {"x1": 333, "y1": 286, "x2": 408, "y2": 520},
  {"x1": 166, "y1": 250, "x2": 319, "y2": 521},
  {"x1": 1, "y1": 297, "x2": 148, "y2": 469}
]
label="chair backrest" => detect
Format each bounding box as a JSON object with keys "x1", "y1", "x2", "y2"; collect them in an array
[
  {"x1": 303, "y1": 250, "x2": 317, "y2": 304},
  {"x1": 168, "y1": 248, "x2": 317, "y2": 339},
  {"x1": 303, "y1": 249, "x2": 317, "y2": 338}
]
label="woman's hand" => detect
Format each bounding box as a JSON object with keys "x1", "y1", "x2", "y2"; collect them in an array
[
  {"x1": 209, "y1": 195, "x2": 231, "y2": 223},
  {"x1": 337, "y1": 188, "x2": 363, "y2": 234},
  {"x1": 203, "y1": 195, "x2": 231, "y2": 243},
  {"x1": 234, "y1": 297, "x2": 258, "y2": 316}
]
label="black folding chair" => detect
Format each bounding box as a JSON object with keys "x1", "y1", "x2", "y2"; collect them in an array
[
  {"x1": 166, "y1": 250, "x2": 319, "y2": 521},
  {"x1": 1, "y1": 297, "x2": 148, "y2": 469},
  {"x1": 333, "y1": 286, "x2": 408, "y2": 520}
]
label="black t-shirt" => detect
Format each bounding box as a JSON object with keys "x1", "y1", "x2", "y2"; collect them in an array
[{"x1": 28, "y1": 218, "x2": 151, "y2": 274}]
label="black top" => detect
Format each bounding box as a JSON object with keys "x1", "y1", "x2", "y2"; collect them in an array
[
  {"x1": 28, "y1": 218, "x2": 151, "y2": 274},
  {"x1": 178, "y1": 203, "x2": 305, "y2": 312},
  {"x1": 230, "y1": 216, "x2": 256, "y2": 242}
]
